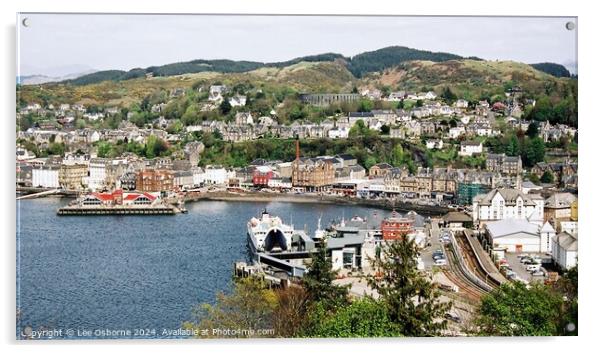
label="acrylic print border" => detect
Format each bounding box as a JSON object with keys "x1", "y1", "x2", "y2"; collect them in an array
[{"x1": 15, "y1": 12, "x2": 578, "y2": 341}]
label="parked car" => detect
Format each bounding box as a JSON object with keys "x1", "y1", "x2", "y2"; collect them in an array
[
  {"x1": 526, "y1": 264, "x2": 541, "y2": 273},
  {"x1": 445, "y1": 313, "x2": 462, "y2": 323},
  {"x1": 520, "y1": 257, "x2": 533, "y2": 264},
  {"x1": 434, "y1": 258, "x2": 448, "y2": 266},
  {"x1": 532, "y1": 270, "x2": 546, "y2": 277}
]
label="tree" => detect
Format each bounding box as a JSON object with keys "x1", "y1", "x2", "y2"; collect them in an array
[
  {"x1": 358, "y1": 99, "x2": 374, "y2": 112},
  {"x1": 367, "y1": 236, "x2": 451, "y2": 336},
  {"x1": 301, "y1": 244, "x2": 350, "y2": 312},
  {"x1": 272, "y1": 285, "x2": 310, "y2": 337},
  {"x1": 46, "y1": 142, "x2": 65, "y2": 156},
  {"x1": 391, "y1": 143, "x2": 406, "y2": 168},
  {"x1": 219, "y1": 99, "x2": 232, "y2": 115},
  {"x1": 441, "y1": 86, "x2": 457, "y2": 104},
  {"x1": 553, "y1": 266, "x2": 578, "y2": 336},
  {"x1": 380, "y1": 125, "x2": 390, "y2": 135},
  {"x1": 349, "y1": 120, "x2": 369, "y2": 137},
  {"x1": 506, "y1": 134, "x2": 520, "y2": 156},
  {"x1": 145, "y1": 135, "x2": 169, "y2": 159},
  {"x1": 523, "y1": 137, "x2": 546, "y2": 167},
  {"x1": 183, "y1": 277, "x2": 277, "y2": 338},
  {"x1": 540, "y1": 170, "x2": 554, "y2": 184},
  {"x1": 97, "y1": 141, "x2": 114, "y2": 158},
  {"x1": 304, "y1": 298, "x2": 400, "y2": 337},
  {"x1": 181, "y1": 105, "x2": 200, "y2": 126},
  {"x1": 474, "y1": 282, "x2": 562, "y2": 336},
  {"x1": 364, "y1": 155, "x2": 378, "y2": 169},
  {"x1": 526, "y1": 122, "x2": 539, "y2": 138}
]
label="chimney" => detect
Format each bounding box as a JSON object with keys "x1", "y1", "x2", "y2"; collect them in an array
[{"x1": 295, "y1": 139, "x2": 300, "y2": 161}]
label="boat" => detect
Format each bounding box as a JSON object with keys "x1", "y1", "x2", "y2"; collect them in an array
[{"x1": 247, "y1": 209, "x2": 294, "y2": 253}]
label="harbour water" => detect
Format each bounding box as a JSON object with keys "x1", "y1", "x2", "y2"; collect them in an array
[{"x1": 16, "y1": 197, "x2": 388, "y2": 339}]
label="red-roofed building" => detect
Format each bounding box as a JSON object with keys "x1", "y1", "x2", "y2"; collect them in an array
[
  {"x1": 381, "y1": 210, "x2": 414, "y2": 240},
  {"x1": 80, "y1": 189, "x2": 159, "y2": 206}
]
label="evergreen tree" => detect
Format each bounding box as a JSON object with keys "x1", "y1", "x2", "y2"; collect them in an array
[
  {"x1": 441, "y1": 86, "x2": 457, "y2": 104},
  {"x1": 540, "y1": 170, "x2": 555, "y2": 184},
  {"x1": 526, "y1": 122, "x2": 539, "y2": 138},
  {"x1": 302, "y1": 244, "x2": 350, "y2": 312},
  {"x1": 368, "y1": 236, "x2": 451, "y2": 336},
  {"x1": 219, "y1": 99, "x2": 232, "y2": 115}
]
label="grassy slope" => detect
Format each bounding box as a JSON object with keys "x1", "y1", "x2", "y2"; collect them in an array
[
  {"x1": 18, "y1": 59, "x2": 573, "y2": 108},
  {"x1": 364, "y1": 59, "x2": 571, "y2": 100}
]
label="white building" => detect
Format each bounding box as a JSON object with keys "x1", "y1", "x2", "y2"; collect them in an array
[
  {"x1": 88, "y1": 158, "x2": 109, "y2": 191},
  {"x1": 229, "y1": 95, "x2": 247, "y2": 107},
  {"x1": 448, "y1": 127, "x2": 466, "y2": 139},
  {"x1": 32, "y1": 166, "x2": 60, "y2": 188},
  {"x1": 328, "y1": 126, "x2": 350, "y2": 139},
  {"x1": 459, "y1": 141, "x2": 483, "y2": 156},
  {"x1": 472, "y1": 188, "x2": 544, "y2": 226},
  {"x1": 192, "y1": 167, "x2": 205, "y2": 187},
  {"x1": 485, "y1": 219, "x2": 556, "y2": 253},
  {"x1": 455, "y1": 99, "x2": 469, "y2": 108},
  {"x1": 426, "y1": 139, "x2": 443, "y2": 150},
  {"x1": 16, "y1": 147, "x2": 36, "y2": 161},
  {"x1": 551, "y1": 232, "x2": 578, "y2": 270},
  {"x1": 203, "y1": 165, "x2": 229, "y2": 185},
  {"x1": 267, "y1": 177, "x2": 292, "y2": 189}
]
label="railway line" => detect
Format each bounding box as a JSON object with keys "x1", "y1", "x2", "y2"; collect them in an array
[
  {"x1": 455, "y1": 231, "x2": 504, "y2": 287},
  {"x1": 442, "y1": 244, "x2": 487, "y2": 302}
]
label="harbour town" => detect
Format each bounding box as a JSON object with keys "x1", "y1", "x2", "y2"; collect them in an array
[{"x1": 16, "y1": 19, "x2": 578, "y2": 338}]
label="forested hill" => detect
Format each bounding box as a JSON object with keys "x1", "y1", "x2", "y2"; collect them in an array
[
  {"x1": 529, "y1": 63, "x2": 572, "y2": 78},
  {"x1": 345, "y1": 46, "x2": 467, "y2": 77},
  {"x1": 61, "y1": 45, "x2": 571, "y2": 86},
  {"x1": 63, "y1": 46, "x2": 469, "y2": 85}
]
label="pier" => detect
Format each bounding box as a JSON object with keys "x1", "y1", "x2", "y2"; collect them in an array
[{"x1": 57, "y1": 206, "x2": 177, "y2": 216}]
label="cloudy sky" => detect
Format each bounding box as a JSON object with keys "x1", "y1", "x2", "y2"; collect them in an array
[{"x1": 17, "y1": 14, "x2": 577, "y2": 77}]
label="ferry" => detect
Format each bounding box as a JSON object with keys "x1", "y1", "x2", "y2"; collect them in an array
[{"x1": 247, "y1": 209, "x2": 294, "y2": 253}]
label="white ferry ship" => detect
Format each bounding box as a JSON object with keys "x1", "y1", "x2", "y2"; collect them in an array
[{"x1": 247, "y1": 209, "x2": 294, "y2": 253}]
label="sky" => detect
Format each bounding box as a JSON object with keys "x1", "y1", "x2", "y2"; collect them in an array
[{"x1": 17, "y1": 14, "x2": 578, "y2": 77}]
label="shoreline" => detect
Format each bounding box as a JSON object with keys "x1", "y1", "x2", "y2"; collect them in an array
[
  {"x1": 185, "y1": 191, "x2": 450, "y2": 216},
  {"x1": 16, "y1": 187, "x2": 451, "y2": 216}
]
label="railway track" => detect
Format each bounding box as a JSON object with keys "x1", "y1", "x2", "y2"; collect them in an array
[
  {"x1": 442, "y1": 245, "x2": 487, "y2": 302},
  {"x1": 455, "y1": 231, "x2": 502, "y2": 288}
]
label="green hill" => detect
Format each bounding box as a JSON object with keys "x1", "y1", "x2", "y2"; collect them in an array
[
  {"x1": 530, "y1": 63, "x2": 572, "y2": 78},
  {"x1": 346, "y1": 46, "x2": 465, "y2": 77},
  {"x1": 364, "y1": 59, "x2": 574, "y2": 101}
]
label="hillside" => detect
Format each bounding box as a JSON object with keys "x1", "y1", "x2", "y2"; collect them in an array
[
  {"x1": 346, "y1": 46, "x2": 466, "y2": 77},
  {"x1": 17, "y1": 62, "x2": 356, "y2": 107},
  {"x1": 17, "y1": 57, "x2": 577, "y2": 111},
  {"x1": 363, "y1": 59, "x2": 574, "y2": 101},
  {"x1": 530, "y1": 62, "x2": 572, "y2": 78},
  {"x1": 60, "y1": 46, "x2": 471, "y2": 86},
  {"x1": 51, "y1": 45, "x2": 573, "y2": 88}
]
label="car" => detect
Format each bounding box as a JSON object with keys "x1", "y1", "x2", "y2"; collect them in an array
[
  {"x1": 526, "y1": 264, "x2": 541, "y2": 273},
  {"x1": 520, "y1": 257, "x2": 533, "y2": 264},
  {"x1": 445, "y1": 313, "x2": 462, "y2": 323},
  {"x1": 434, "y1": 258, "x2": 447, "y2": 266},
  {"x1": 532, "y1": 270, "x2": 546, "y2": 277}
]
